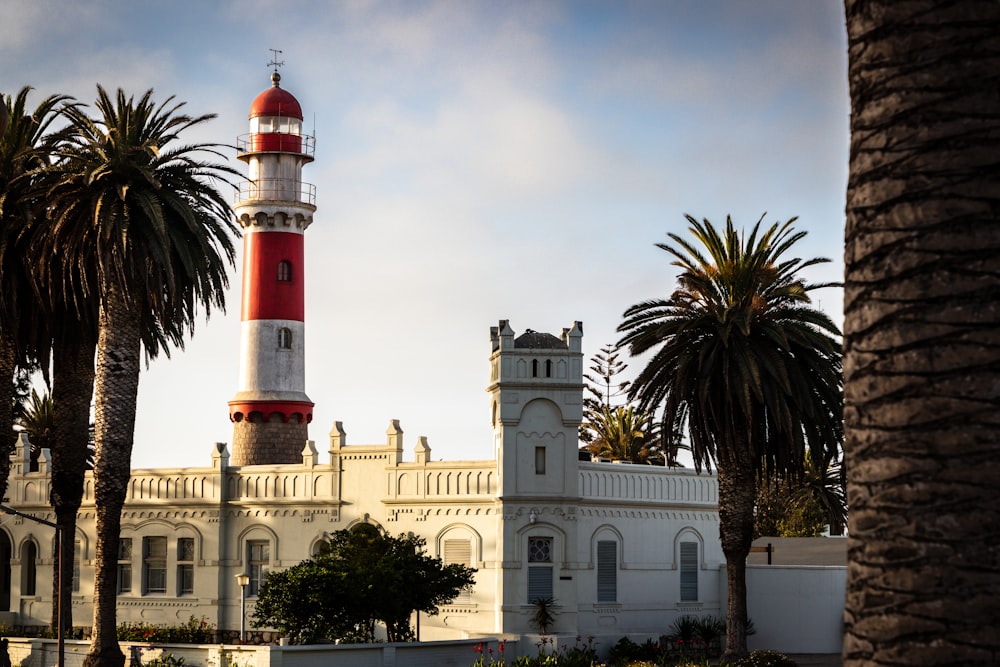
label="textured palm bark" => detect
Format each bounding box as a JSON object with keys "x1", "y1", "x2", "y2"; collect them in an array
[
  {"x1": 49, "y1": 336, "x2": 96, "y2": 633},
  {"x1": 844, "y1": 1, "x2": 1000, "y2": 665},
  {"x1": 717, "y1": 449, "x2": 756, "y2": 662},
  {"x1": 84, "y1": 287, "x2": 141, "y2": 667},
  {"x1": 0, "y1": 335, "x2": 15, "y2": 501}
]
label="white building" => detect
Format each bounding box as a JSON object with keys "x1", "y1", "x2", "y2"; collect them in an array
[
  {"x1": 0, "y1": 320, "x2": 723, "y2": 640},
  {"x1": 0, "y1": 72, "x2": 724, "y2": 643}
]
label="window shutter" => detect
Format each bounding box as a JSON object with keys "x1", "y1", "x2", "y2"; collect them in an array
[
  {"x1": 528, "y1": 566, "x2": 553, "y2": 603},
  {"x1": 444, "y1": 539, "x2": 472, "y2": 602},
  {"x1": 597, "y1": 540, "x2": 617, "y2": 603},
  {"x1": 680, "y1": 541, "x2": 698, "y2": 601}
]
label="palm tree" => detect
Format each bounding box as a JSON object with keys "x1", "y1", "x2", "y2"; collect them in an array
[
  {"x1": 843, "y1": 2, "x2": 1000, "y2": 664},
  {"x1": 0, "y1": 87, "x2": 71, "y2": 500},
  {"x1": 583, "y1": 404, "x2": 665, "y2": 465},
  {"x1": 40, "y1": 86, "x2": 238, "y2": 667},
  {"x1": 618, "y1": 215, "x2": 842, "y2": 661},
  {"x1": 16, "y1": 388, "x2": 54, "y2": 460}
]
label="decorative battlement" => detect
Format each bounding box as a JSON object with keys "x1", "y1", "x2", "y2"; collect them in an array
[{"x1": 488, "y1": 320, "x2": 584, "y2": 388}]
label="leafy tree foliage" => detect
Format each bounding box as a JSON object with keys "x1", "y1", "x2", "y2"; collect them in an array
[
  {"x1": 755, "y1": 450, "x2": 847, "y2": 538},
  {"x1": 583, "y1": 344, "x2": 631, "y2": 411},
  {"x1": 253, "y1": 525, "x2": 476, "y2": 644}
]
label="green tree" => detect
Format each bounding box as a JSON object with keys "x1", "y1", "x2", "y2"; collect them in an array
[
  {"x1": 40, "y1": 86, "x2": 238, "y2": 667},
  {"x1": 583, "y1": 344, "x2": 631, "y2": 411},
  {"x1": 843, "y1": 2, "x2": 1000, "y2": 664},
  {"x1": 618, "y1": 215, "x2": 842, "y2": 661},
  {"x1": 253, "y1": 526, "x2": 476, "y2": 644},
  {"x1": 0, "y1": 87, "x2": 69, "y2": 501},
  {"x1": 754, "y1": 451, "x2": 846, "y2": 538}
]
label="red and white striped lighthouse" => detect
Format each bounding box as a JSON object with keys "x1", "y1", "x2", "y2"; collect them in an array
[{"x1": 228, "y1": 68, "x2": 316, "y2": 466}]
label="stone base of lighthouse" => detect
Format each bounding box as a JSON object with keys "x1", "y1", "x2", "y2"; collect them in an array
[{"x1": 231, "y1": 415, "x2": 309, "y2": 466}]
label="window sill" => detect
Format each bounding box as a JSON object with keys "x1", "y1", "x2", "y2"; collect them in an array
[{"x1": 676, "y1": 601, "x2": 703, "y2": 611}]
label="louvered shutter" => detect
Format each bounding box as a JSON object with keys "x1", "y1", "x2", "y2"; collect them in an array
[
  {"x1": 680, "y1": 541, "x2": 698, "y2": 601},
  {"x1": 597, "y1": 540, "x2": 617, "y2": 603},
  {"x1": 445, "y1": 539, "x2": 472, "y2": 602}
]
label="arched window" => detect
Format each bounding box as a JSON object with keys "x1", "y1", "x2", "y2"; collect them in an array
[
  {"x1": 21, "y1": 541, "x2": 37, "y2": 596},
  {"x1": 278, "y1": 328, "x2": 292, "y2": 349},
  {"x1": 531, "y1": 359, "x2": 539, "y2": 377},
  {"x1": 277, "y1": 260, "x2": 292, "y2": 282},
  {"x1": 246, "y1": 540, "x2": 270, "y2": 597},
  {"x1": 527, "y1": 536, "x2": 553, "y2": 603},
  {"x1": 545, "y1": 359, "x2": 552, "y2": 377}
]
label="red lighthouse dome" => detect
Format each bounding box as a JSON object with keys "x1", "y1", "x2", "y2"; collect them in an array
[{"x1": 249, "y1": 72, "x2": 303, "y2": 120}]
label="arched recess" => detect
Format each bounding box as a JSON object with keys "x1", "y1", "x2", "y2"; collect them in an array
[
  {"x1": 590, "y1": 524, "x2": 625, "y2": 567},
  {"x1": 514, "y1": 519, "x2": 568, "y2": 564},
  {"x1": 673, "y1": 526, "x2": 705, "y2": 604},
  {"x1": 20, "y1": 538, "x2": 38, "y2": 597},
  {"x1": 672, "y1": 526, "x2": 706, "y2": 569},
  {"x1": 435, "y1": 524, "x2": 482, "y2": 603},
  {"x1": 238, "y1": 524, "x2": 280, "y2": 598},
  {"x1": 435, "y1": 524, "x2": 484, "y2": 565},
  {"x1": 516, "y1": 398, "x2": 564, "y2": 431},
  {"x1": 344, "y1": 514, "x2": 383, "y2": 534}
]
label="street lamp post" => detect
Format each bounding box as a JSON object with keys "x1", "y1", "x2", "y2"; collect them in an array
[{"x1": 235, "y1": 573, "x2": 250, "y2": 643}]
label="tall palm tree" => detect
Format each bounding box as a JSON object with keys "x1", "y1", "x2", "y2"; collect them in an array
[
  {"x1": 618, "y1": 215, "x2": 842, "y2": 661},
  {"x1": 40, "y1": 86, "x2": 238, "y2": 667},
  {"x1": 843, "y1": 2, "x2": 1000, "y2": 664},
  {"x1": 0, "y1": 87, "x2": 71, "y2": 500}
]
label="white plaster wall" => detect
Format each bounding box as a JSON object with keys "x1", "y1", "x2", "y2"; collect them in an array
[{"x1": 720, "y1": 564, "x2": 846, "y2": 654}]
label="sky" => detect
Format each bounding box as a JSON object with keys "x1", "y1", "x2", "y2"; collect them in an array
[{"x1": 1, "y1": 0, "x2": 849, "y2": 469}]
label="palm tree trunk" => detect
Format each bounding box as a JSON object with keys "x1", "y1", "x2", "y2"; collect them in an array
[
  {"x1": 84, "y1": 286, "x2": 141, "y2": 667},
  {"x1": 843, "y1": 1, "x2": 1000, "y2": 665},
  {"x1": 0, "y1": 335, "x2": 15, "y2": 501},
  {"x1": 49, "y1": 335, "x2": 96, "y2": 633},
  {"x1": 717, "y1": 455, "x2": 755, "y2": 662}
]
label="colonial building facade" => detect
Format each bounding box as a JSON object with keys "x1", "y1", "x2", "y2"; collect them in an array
[
  {"x1": 1, "y1": 320, "x2": 723, "y2": 640},
  {"x1": 0, "y1": 72, "x2": 723, "y2": 642}
]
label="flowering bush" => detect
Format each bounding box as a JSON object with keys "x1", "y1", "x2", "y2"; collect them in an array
[
  {"x1": 733, "y1": 650, "x2": 798, "y2": 667},
  {"x1": 473, "y1": 636, "x2": 602, "y2": 667},
  {"x1": 117, "y1": 615, "x2": 216, "y2": 644}
]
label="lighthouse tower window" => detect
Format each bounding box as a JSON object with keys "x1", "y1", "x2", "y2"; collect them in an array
[
  {"x1": 278, "y1": 328, "x2": 292, "y2": 349},
  {"x1": 277, "y1": 260, "x2": 292, "y2": 282}
]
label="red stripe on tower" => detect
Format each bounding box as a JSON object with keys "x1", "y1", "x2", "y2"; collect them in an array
[{"x1": 228, "y1": 67, "x2": 317, "y2": 466}]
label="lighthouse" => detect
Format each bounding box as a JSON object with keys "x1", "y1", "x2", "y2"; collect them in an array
[{"x1": 228, "y1": 66, "x2": 316, "y2": 466}]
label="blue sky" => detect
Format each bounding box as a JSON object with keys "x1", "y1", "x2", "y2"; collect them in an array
[{"x1": 1, "y1": 0, "x2": 849, "y2": 468}]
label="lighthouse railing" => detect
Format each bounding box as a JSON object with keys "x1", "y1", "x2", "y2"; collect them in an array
[
  {"x1": 236, "y1": 131, "x2": 315, "y2": 157},
  {"x1": 236, "y1": 179, "x2": 316, "y2": 206}
]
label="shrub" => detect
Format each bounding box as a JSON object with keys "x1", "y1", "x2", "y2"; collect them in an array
[
  {"x1": 530, "y1": 597, "x2": 559, "y2": 635},
  {"x1": 733, "y1": 650, "x2": 798, "y2": 667},
  {"x1": 117, "y1": 615, "x2": 216, "y2": 644},
  {"x1": 606, "y1": 636, "x2": 668, "y2": 667}
]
